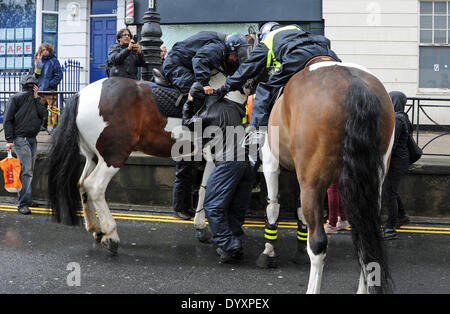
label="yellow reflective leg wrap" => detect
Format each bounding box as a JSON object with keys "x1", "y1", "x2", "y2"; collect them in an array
[
  {"x1": 297, "y1": 222, "x2": 308, "y2": 242},
  {"x1": 264, "y1": 223, "x2": 278, "y2": 242}
]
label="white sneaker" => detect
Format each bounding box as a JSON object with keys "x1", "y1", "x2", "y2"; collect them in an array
[
  {"x1": 324, "y1": 222, "x2": 337, "y2": 234},
  {"x1": 336, "y1": 218, "x2": 349, "y2": 231}
]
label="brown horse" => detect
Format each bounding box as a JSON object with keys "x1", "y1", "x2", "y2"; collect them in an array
[{"x1": 258, "y1": 59, "x2": 395, "y2": 293}]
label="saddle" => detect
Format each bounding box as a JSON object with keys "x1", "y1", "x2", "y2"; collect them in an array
[
  {"x1": 148, "y1": 68, "x2": 186, "y2": 118},
  {"x1": 152, "y1": 68, "x2": 172, "y2": 88}
]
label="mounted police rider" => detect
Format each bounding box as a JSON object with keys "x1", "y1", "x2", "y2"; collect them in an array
[
  {"x1": 162, "y1": 31, "x2": 250, "y2": 220},
  {"x1": 218, "y1": 22, "x2": 341, "y2": 145}
]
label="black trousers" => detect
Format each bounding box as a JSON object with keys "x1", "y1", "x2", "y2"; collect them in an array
[
  {"x1": 172, "y1": 160, "x2": 193, "y2": 212},
  {"x1": 383, "y1": 162, "x2": 408, "y2": 229}
]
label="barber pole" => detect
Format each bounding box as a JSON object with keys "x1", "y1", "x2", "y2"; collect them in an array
[{"x1": 125, "y1": 0, "x2": 134, "y2": 24}]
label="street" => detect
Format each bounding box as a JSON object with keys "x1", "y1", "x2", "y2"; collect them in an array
[{"x1": 0, "y1": 203, "x2": 449, "y2": 297}]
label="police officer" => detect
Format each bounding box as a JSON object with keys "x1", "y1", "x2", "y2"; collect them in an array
[
  {"x1": 219, "y1": 22, "x2": 341, "y2": 144},
  {"x1": 163, "y1": 31, "x2": 249, "y2": 220},
  {"x1": 107, "y1": 28, "x2": 146, "y2": 80}
]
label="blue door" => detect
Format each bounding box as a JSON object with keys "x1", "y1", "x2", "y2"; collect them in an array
[{"x1": 90, "y1": 17, "x2": 116, "y2": 83}]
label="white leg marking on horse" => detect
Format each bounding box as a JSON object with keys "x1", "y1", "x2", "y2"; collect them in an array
[
  {"x1": 306, "y1": 235, "x2": 326, "y2": 294},
  {"x1": 262, "y1": 242, "x2": 275, "y2": 257},
  {"x1": 193, "y1": 160, "x2": 215, "y2": 229},
  {"x1": 79, "y1": 138, "x2": 100, "y2": 234},
  {"x1": 83, "y1": 159, "x2": 120, "y2": 243},
  {"x1": 357, "y1": 269, "x2": 369, "y2": 294}
]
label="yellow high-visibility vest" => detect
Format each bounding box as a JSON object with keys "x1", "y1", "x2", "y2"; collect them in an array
[{"x1": 262, "y1": 25, "x2": 301, "y2": 69}]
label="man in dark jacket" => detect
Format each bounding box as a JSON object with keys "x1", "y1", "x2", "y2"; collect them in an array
[
  {"x1": 34, "y1": 43, "x2": 63, "y2": 129},
  {"x1": 383, "y1": 91, "x2": 412, "y2": 240},
  {"x1": 162, "y1": 31, "x2": 249, "y2": 220},
  {"x1": 4, "y1": 75, "x2": 47, "y2": 215},
  {"x1": 107, "y1": 28, "x2": 146, "y2": 80},
  {"x1": 220, "y1": 22, "x2": 340, "y2": 144},
  {"x1": 185, "y1": 83, "x2": 252, "y2": 263}
]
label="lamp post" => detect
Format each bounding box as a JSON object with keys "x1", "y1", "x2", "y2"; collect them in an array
[{"x1": 140, "y1": 0, "x2": 162, "y2": 81}]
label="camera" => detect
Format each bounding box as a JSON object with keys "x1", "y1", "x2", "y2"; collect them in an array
[{"x1": 132, "y1": 35, "x2": 138, "y2": 44}]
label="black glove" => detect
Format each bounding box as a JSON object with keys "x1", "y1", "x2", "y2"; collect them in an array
[
  {"x1": 189, "y1": 82, "x2": 206, "y2": 101},
  {"x1": 215, "y1": 85, "x2": 228, "y2": 100},
  {"x1": 182, "y1": 99, "x2": 195, "y2": 121}
]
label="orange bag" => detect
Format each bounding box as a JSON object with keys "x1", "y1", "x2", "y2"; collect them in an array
[{"x1": 0, "y1": 151, "x2": 22, "y2": 193}]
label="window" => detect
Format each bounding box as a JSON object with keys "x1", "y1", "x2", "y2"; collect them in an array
[
  {"x1": 42, "y1": 0, "x2": 59, "y2": 55},
  {"x1": 419, "y1": 1, "x2": 450, "y2": 89}
]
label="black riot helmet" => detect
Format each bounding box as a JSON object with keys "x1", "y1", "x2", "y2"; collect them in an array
[
  {"x1": 257, "y1": 21, "x2": 280, "y2": 41},
  {"x1": 225, "y1": 33, "x2": 250, "y2": 65}
]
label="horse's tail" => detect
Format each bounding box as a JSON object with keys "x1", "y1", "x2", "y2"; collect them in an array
[
  {"x1": 339, "y1": 77, "x2": 393, "y2": 293},
  {"x1": 47, "y1": 93, "x2": 81, "y2": 225}
]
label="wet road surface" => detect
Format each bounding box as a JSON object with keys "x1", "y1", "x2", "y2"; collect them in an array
[{"x1": 0, "y1": 204, "x2": 449, "y2": 296}]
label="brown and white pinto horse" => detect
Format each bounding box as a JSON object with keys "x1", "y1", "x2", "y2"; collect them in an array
[
  {"x1": 258, "y1": 60, "x2": 395, "y2": 293},
  {"x1": 46, "y1": 74, "x2": 248, "y2": 253}
]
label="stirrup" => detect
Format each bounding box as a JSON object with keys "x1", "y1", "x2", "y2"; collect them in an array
[{"x1": 152, "y1": 68, "x2": 171, "y2": 88}]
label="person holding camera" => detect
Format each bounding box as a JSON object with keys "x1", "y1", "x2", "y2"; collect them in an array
[{"x1": 107, "y1": 28, "x2": 146, "y2": 80}]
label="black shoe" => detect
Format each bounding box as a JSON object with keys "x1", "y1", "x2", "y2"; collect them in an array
[
  {"x1": 383, "y1": 228, "x2": 397, "y2": 240},
  {"x1": 396, "y1": 215, "x2": 411, "y2": 228},
  {"x1": 216, "y1": 247, "x2": 233, "y2": 264},
  {"x1": 231, "y1": 248, "x2": 244, "y2": 260},
  {"x1": 18, "y1": 206, "x2": 31, "y2": 215},
  {"x1": 174, "y1": 210, "x2": 191, "y2": 220},
  {"x1": 29, "y1": 202, "x2": 40, "y2": 208}
]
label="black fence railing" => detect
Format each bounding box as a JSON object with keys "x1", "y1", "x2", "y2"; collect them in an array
[{"x1": 405, "y1": 97, "x2": 450, "y2": 157}]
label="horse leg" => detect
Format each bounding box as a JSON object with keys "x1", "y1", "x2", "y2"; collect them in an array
[
  {"x1": 78, "y1": 140, "x2": 102, "y2": 241},
  {"x1": 300, "y1": 185, "x2": 328, "y2": 294},
  {"x1": 193, "y1": 160, "x2": 215, "y2": 242},
  {"x1": 292, "y1": 207, "x2": 309, "y2": 265},
  {"x1": 256, "y1": 134, "x2": 280, "y2": 268},
  {"x1": 83, "y1": 159, "x2": 120, "y2": 254}
]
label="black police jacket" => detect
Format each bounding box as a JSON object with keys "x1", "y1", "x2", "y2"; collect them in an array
[
  {"x1": 107, "y1": 43, "x2": 146, "y2": 80},
  {"x1": 4, "y1": 88, "x2": 47, "y2": 142},
  {"x1": 164, "y1": 31, "x2": 233, "y2": 86},
  {"x1": 226, "y1": 27, "x2": 335, "y2": 91}
]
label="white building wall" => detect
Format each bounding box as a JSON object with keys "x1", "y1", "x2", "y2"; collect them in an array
[
  {"x1": 323, "y1": 0, "x2": 450, "y2": 125},
  {"x1": 323, "y1": 0, "x2": 419, "y2": 96},
  {"x1": 58, "y1": 0, "x2": 90, "y2": 86}
]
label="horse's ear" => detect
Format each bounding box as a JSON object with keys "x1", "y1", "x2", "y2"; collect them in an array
[{"x1": 248, "y1": 26, "x2": 256, "y2": 35}]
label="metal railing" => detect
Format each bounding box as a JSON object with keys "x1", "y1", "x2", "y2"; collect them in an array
[
  {"x1": 0, "y1": 60, "x2": 81, "y2": 124},
  {"x1": 406, "y1": 97, "x2": 450, "y2": 157}
]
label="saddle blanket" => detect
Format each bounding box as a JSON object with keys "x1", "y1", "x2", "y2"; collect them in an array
[{"x1": 146, "y1": 81, "x2": 184, "y2": 118}]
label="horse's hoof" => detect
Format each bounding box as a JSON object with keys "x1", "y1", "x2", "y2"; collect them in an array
[
  {"x1": 196, "y1": 228, "x2": 212, "y2": 243},
  {"x1": 256, "y1": 253, "x2": 278, "y2": 268},
  {"x1": 94, "y1": 232, "x2": 104, "y2": 244},
  {"x1": 101, "y1": 238, "x2": 119, "y2": 255}
]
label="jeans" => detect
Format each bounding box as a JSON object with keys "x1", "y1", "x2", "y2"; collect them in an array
[
  {"x1": 172, "y1": 160, "x2": 193, "y2": 212},
  {"x1": 13, "y1": 137, "x2": 37, "y2": 208},
  {"x1": 204, "y1": 161, "x2": 252, "y2": 252}
]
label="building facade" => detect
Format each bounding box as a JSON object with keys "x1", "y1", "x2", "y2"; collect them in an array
[{"x1": 1, "y1": 1, "x2": 449, "y2": 104}]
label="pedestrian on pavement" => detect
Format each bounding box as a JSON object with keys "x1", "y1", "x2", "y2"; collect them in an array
[
  {"x1": 160, "y1": 44, "x2": 167, "y2": 64},
  {"x1": 219, "y1": 22, "x2": 340, "y2": 145},
  {"x1": 383, "y1": 91, "x2": 412, "y2": 240},
  {"x1": 107, "y1": 28, "x2": 146, "y2": 80},
  {"x1": 162, "y1": 31, "x2": 249, "y2": 220},
  {"x1": 324, "y1": 179, "x2": 349, "y2": 233},
  {"x1": 34, "y1": 43, "x2": 63, "y2": 130},
  {"x1": 3, "y1": 75, "x2": 47, "y2": 215}
]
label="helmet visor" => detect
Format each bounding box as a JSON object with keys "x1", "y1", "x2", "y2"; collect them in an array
[{"x1": 236, "y1": 45, "x2": 249, "y2": 64}]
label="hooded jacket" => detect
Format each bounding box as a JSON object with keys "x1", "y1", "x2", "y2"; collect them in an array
[
  {"x1": 36, "y1": 53, "x2": 63, "y2": 91},
  {"x1": 389, "y1": 91, "x2": 411, "y2": 166},
  {"x1": 4, "y1": 85, "x2": 47, "y2": 142}
]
